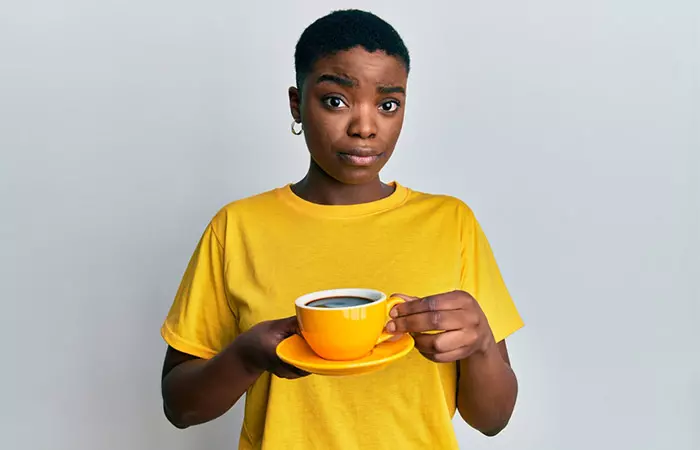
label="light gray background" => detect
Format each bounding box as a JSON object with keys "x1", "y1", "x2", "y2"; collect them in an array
[{"x1": 1, "y1": 1, "x2": 698, "y2": 449}]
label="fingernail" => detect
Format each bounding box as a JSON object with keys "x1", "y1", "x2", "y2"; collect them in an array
[
  {"x1": 389, "y1": 308, "x2": 398, "y2": 318},
  {"x1": 386, "y1": 321, "x2": 396, "y2": 332}
]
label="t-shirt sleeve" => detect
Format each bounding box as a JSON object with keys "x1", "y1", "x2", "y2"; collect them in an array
[
  {"x1": 459, "y1": 204, "x2": 524, "y2": 343},
  {"x1": 160, "y1": 218, "x2": 239, "y2": 359}
]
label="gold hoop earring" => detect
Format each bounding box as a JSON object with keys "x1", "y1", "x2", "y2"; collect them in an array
[{"x1": 291, "y1": 121, "x2": 303, "y2": 135}]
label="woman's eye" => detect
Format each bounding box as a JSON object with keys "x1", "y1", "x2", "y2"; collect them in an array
[
  {"x1": 323, "y1": 96, "x2": 347, "y2": 109},
  {"x1": 379, "y1": 100, "x2": 400, "y2": 112}
]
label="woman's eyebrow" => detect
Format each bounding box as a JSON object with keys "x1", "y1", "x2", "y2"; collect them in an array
[
  {"x1": 316, "y1": 73, "x2": 355, "y2": 87},
  {"x1": 377, "y1": 85, "x2": 405, "y2": 95},
  {"x1": 316, "y1": 74, "x2": 405, "y2": 96}
]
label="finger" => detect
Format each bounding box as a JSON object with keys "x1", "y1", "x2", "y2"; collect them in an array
[
  {"x1": 388, "y1": 293, "x2": 419, "y2": 317},
  {"x1": 393, "y1": 291, "x2": 472, "y2": 317},
  {"x1": 384, "y1": 332, "x2": 406, "y2": 342},
  {"x1": 390, "y1": 293, "x2": 420, "y2": 301},
  {"x1": 279, "y1": 315, "x2": 300, "y2": 330},
  {"x1": 420, "y1": 346, "x2": 475, "y2": 364},
  {"x1": 278, "y1": 371, "x2": 310, "y2": 379},
  {"x1": 413, "y1": 329, "x2": 480, "y2": 355},
  {"x1": 275, "y1": 316, "x2": 302, "y2": 336},
  {"x1": 274, "y1": 361, "x2": 310, "y2": 379},
  {"x1": 280, "y1": 360, "x2": 309, "y2": 377},
  {"x1": 274, "y1": 370, "x2": 306, "y2": 379},
  {"x1": 388, "y1": 309, "x2": 473, "y2": 333}
]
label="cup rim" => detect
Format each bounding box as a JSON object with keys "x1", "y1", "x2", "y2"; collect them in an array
[{"x1": 295, "y1": 288, "x2": 386, "y2": 310}]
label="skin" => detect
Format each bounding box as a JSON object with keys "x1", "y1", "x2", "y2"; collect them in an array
[
  {"x1": 288, "y1": 46, "x2": 406, "y2": 204},
  {"x1": 161, "y1": 47, "x2": 518, "y2": 436},
  {"x1": 387, "y1": 292, "x2": 518, "y2": 436},
  {"x1": 161, "y1": 318, "x2": 307, "y2": 428}
]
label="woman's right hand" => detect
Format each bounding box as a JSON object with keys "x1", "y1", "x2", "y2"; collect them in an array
[{"x1": 232, "y1": 316, "x2": 310, "y2": 379}]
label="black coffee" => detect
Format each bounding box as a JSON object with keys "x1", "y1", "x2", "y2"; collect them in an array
[{"x1": 307, "y1": 296, "x2": 375, "y2": 308}]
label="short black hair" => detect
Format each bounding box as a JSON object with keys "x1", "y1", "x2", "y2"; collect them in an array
[{"x1": 294, "y1": 9, "x2": 410, "y2": 90}]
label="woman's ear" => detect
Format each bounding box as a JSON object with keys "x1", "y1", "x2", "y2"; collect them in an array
[{"x1": 288, "y1": 86, "x2": 301, "y2": 123}]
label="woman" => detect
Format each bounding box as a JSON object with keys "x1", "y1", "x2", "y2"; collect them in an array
[{"x1": 160, "y1": 9, "x2": 523, "y2": 449}]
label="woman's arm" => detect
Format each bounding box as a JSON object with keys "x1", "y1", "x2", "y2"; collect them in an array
[
  {"x1": 161, "y1": 317, "x2": 308, "y2": 428},
  {"x1": 387, "y1": 291, "x2": 519, "y2": 436},
  {"x1": 161, "y1": 342, "x2": 261, "y2": 428},
  {"x1": 456, "y1": 340, "x2": 518, "y2": 436}
]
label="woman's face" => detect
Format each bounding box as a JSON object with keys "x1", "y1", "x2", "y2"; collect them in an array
[{"x1": 289, "y1": 47, "x2": 408, "y2": 185}]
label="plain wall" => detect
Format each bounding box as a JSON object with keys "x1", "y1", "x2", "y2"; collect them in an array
[{"x1": 1, "y1": 1, "x2": 698, "y2": 449}]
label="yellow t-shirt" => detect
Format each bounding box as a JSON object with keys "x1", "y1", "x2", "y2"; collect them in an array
[{"x1": 161, "y1": 182, "x2": 524, "y2": 450}]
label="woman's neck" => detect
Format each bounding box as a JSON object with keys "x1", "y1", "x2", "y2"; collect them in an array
[{"x1": 291, "y1": 161, "x2": 395, "y2": 206}]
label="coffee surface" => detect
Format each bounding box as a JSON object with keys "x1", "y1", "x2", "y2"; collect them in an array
[{"x1": 307, "y1": 296, "x2": 375, "y2": 308}]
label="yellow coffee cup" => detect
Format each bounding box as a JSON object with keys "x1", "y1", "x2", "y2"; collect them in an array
[{"x1": 295, "y1": 288, "x2": 405, "y2": 361}]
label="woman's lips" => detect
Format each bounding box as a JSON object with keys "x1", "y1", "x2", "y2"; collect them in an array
[{"x1": 337, "y1": 149, "x2": 383, "y2": 166}]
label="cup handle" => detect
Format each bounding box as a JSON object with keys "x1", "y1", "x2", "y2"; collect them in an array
[{"x1": 376, "y1": 296, "x2": 406, "y2": 345}]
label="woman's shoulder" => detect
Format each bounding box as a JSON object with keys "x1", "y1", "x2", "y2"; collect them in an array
[
  {"x1": 217, "y1": 186, "x2": 282, "y2": 214},
  {"x1": 403, "y1": 184, "x2": 476, "y2": 217},
  {"x1": 205, "y1": 186, "x2": 286, "y2": 232}
]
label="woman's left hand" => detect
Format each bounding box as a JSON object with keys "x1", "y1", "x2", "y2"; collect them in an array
[{"x1": 385, "y1": 290, "x2": 496, "y2": 363}]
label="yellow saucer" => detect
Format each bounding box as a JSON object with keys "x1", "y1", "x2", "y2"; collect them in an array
[{"x1": 276, "y1": 334, "x2": 415, "y2": 376}]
